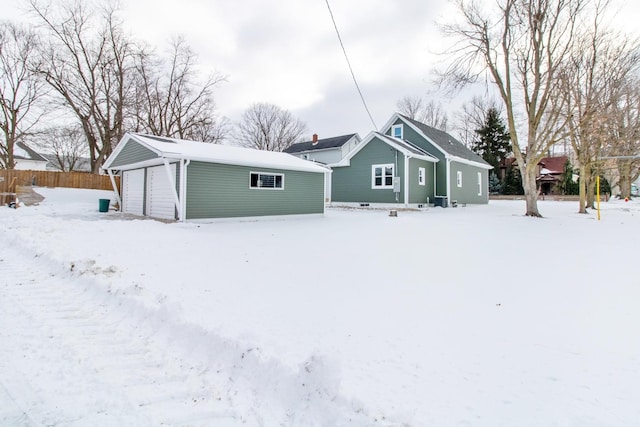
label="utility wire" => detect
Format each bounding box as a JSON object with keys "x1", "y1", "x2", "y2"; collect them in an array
[{"x1": 324, "y1": 0, "x2": 378, "y2": 131}]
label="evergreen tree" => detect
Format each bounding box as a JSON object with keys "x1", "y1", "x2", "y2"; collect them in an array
[
  {"x1": 471, "y1": 108, "x2": 512, "y2": 172},
  {"x1": 558, "y1": 159, "x2": 579, "y2": 195},
  {"x1": 503, "y1": 165, "x2": 524, "y2": 195},
  {"x1": 488, "y1": 172, "x2": 502, "y2": 194}
]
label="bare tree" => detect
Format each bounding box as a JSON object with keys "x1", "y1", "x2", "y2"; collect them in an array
[
  {"x1": 452, "y1": 95, "x2": 502, "y2": 148},
  {"x1": 32, "y1": 125, "x2": 88, "y2": 171},
  {"x1": 236, "y1": 103, "x2": 306, "y2": 151},
  {"x1": 0, "y1": 21, "x2": 46, "y2": 169},
  {"x1": 559, "y1": 15, "x2": 640, "y2": 211},
  {"x1": 396, "y1": 96, "x2": 449, "y2": 131},
  {"x1": 29, "y1": 0, "x2": 134, "y2": 173},
  {"x1": 132, "y1": 37, "x2": 228, "y2": 142},
  {"x1": 441, "y1": 0, "x2": 589, "y2": 217},
  {"x1": 605, "y1": 81, "x2": 640, "y2": 198}
]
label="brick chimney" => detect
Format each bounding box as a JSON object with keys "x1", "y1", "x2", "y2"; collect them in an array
[{"x1": 312, "y1": 134, "x2": 318, "y2": 145}]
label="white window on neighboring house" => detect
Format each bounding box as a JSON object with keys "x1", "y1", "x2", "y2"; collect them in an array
[
  {"x1": 456, "y1": 170, "x2": 463, "y2": 187},
  {"x1": 250, "y1": 172, "x2": 284, "y2": 189},
  {"x1": 372, "y1": 164, "x2": 394, "y2": 189},
  {"x1": 418, "y1": 167, "x2": 426, "y2": 186},
  {"x1": 477, "y1": 172, "x2": 482, "y2": 196},
  {"x1": 392, "y1": 124, "x2": 403, "y2": 139}
]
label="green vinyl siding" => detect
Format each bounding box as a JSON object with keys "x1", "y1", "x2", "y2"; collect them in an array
[
  {"x1": 449, "y1": 161, "x2": 489, "y2": 204},
  {"x1": 332, "y1": 136, "x2": 404, "y2": 204},
  {"x1": 110, "y1": 141, "x2": 158, "y2": 167},
  {"x1": 185, "y1": 161, "x2": 324, "y2": 219},
  {"x1": 408, "y1": 158, "x2": 435, "y2": 204}
]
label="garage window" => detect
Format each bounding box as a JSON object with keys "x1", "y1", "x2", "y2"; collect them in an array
[{"x1": 250, "y1": 172, "x2": 284, "y2": 189}]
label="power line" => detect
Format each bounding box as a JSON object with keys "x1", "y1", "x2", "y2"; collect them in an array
[{"x1": 324, "y1": 0, "x2": 378, "y2": 131}]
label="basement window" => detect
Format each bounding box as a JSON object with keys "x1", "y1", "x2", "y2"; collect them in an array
[{"x1": 250, "y1": 172, "x2": 284, "y2": 189}]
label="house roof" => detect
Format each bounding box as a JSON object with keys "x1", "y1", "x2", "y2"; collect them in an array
[
  {"x1": 397, "y1": 114, "x2": 491, "y2": 168},
  {"x1": 332, "y1": 131, "x2": 438, "y2": 166},
  {"x1": 284, "y1": 133, "x2": 359, "y2": 154},
  {"x1": 14, "y1": 142, "x2": 48, "y2": 162},
  {"x1": 42, "y1": 154, "x2": 92, "y2": 172},
  {"x1": 104, "y1": 133, "x2": 329, "y2": 174},
  {"x1": 539, "y1": 156, "x2": 567, "y2": 174}
]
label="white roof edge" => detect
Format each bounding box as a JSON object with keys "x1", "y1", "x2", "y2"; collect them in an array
[
  {"x1": 103, "y1": 133, "x2": 163, "y2": 169},
  {"x1": 104, "y1": 133, "x2": 328, "y2": 174},
  {"x1": 375, "y1": 133, "x2": 439, "y2": 163},
  {"x1": 449, "y1": 155, "x2": 494, "y2": 170}
]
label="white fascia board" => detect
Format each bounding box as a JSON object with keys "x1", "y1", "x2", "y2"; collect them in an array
[
  {"x1": 103, "y1": 133, "x2": 163, "y2": 170},
  {"x1": 376, "y1": 133, "x2": 438, "y2": 163},
  {"x1": 379, "y1": 113, "x2": 403, "y2": 135},
  {"x1": 162, "y1": 154, "x2": 329, "y2": 174},
  {"x1": 290, "y1": 147, "x2": 342, "y2": 155},
  {"x1": 104, "y1": 157, "x2": 165, "y2": 172},
  {"x1": 449, "y1": 155, "x2": 494, "y2": 170}
]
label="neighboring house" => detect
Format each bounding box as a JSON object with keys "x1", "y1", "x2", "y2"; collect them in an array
[
  {"x1": 284, "y1": 133, "x2": 361, "y2": 164},
  {"x1": 499, "y1": 155, "x2": 568, "y2": 195},
  {"x1": 536, "y1": 156, "x2": 567, "y2": 195},
  {"x1": 102, "y1": 133, "x2": 328, "y2": 221},
  {"x1": 43, "y1": 154, "x2": 92, "y2": 172},
  {"x1": 330, "y1": 113, "x2": 492, "y2": 207},
  {"x1": 13, "y1": 142, "x2": 49, "y2": 171}
]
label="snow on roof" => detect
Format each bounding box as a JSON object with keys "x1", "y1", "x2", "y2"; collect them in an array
[{"x1": 119, "y1": 134, "x2": 329, "y2": 174}]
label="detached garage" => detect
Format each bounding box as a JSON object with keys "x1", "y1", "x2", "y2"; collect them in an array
[{"x1": 103, "y1": 133, "x2": 328, "y2": 221}]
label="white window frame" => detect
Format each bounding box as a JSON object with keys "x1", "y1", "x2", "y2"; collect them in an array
[
  {"x1": 371, "y1": 163, "x2": 394, "y2": 189},
  {"x1": 250, "y1": 171, "x2": 285, "y2": 190},
  {"x1": 391, "y1": 124, "x2": 403, "y2": 139},
  {"x1": 477, "y1": 172, "x2": 482, "y2": 196},
  {"x1": 418, "y1": 167, "x2": 426, "y2": 186},
  {"x1": 456, "y1": 170, "x2": 463, "y2": 188}
]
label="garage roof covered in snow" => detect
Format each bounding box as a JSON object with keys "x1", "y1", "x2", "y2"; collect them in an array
[{"x1": 103, "y1": 133, "x2": 329, "y2": 174}]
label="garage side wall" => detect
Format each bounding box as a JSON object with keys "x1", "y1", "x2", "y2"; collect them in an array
[{"x1": 185, "y1": 162, "x2": 324, "y2": 219}]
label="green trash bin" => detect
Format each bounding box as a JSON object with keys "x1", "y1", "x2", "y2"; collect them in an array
[{"x1": 98, "y1": 198, "x2": 110, "y2": 212}]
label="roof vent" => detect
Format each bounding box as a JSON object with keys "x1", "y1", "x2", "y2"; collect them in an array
[{"x1": 312, "y1": 134, "x2": 318, "y2": 145}]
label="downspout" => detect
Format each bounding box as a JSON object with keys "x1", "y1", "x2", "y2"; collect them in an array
[
  {"x1": 446, "y1": 158, "x2": 451, "y2": 206},
  {"x1": 163, "y1": 158, "x2": 182, "y2": 221},
  {"x1": 433, "y1": 162, "x2": 436, "y2": 205},
  {"x1": 107, "y1": 169, "x2": 122, "y2": 209},
  {"x1": 179, "y1": 159, "x2": 190, "y2": 221},
  {"x1": 404, "y1": 155, "x2": 410, "y2": 208}
]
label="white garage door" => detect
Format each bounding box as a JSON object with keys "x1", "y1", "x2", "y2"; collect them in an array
[
  {"x1": 146, "y1": 164, "x2": 177, "y2": 220},
  {"x1": 122, "y1": 169, "x2": 144, "y2": 215}
]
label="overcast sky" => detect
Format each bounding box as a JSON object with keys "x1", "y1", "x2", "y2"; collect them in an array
[{"x1": 6, "y1": 0, "x2": 640, "y2": 143}]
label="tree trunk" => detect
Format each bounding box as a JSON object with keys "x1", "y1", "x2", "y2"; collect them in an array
[
  {"x1": 578, "y1": 164, "x2": 588, "y2": 213},
  {"x1": 618, "y1": 161, "x2": 632, "y2": 198},
  {"x1": 522, "y1": 163, "x2": 541, "y2": 217},
  {"x1": 586, "y1": 176, "x2": 597, "y2": 208}
]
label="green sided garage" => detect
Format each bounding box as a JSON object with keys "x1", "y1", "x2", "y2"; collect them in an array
[{"x1": 103, "y1": 133, "x2": 328, "y2": 221}]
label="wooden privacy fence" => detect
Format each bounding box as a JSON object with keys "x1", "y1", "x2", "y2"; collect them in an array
[{"x1": 0, "y1": 170, "x2": 119, "y2": 192}]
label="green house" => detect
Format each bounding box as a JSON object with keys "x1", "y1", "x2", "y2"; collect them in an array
[
  {"x1": 330, "y1": 113, "x2": 492, "y2": 207},
  {"x1": 103, "y1": 134, "x2": 328, "y2": 221},
  {"x1": 331, "y1": 132, "x2": 438, "y2": 206}
]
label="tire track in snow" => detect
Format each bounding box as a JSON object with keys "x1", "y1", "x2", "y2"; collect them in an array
[{"x1": 0, "y1": 249, "x2": 239, "y2": 426}]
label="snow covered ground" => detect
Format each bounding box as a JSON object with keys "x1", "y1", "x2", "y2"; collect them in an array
[{"x1": 1, "y1": 187, "x2": 639, "y2": 426}]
